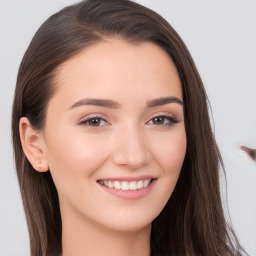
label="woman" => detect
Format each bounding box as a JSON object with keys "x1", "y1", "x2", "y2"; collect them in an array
[{"x1": 12, "y1": 0, "x2": 247, "y2": 255}]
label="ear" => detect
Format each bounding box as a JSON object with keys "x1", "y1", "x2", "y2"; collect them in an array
[{"x1": 19, "y1": 117, "x2": 49, "y2": 172}]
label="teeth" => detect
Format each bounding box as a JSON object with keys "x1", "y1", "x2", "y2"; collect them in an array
[
  {"x1": 99, "y1": 179, "x2": 152, "y2": 190},
  {"x1": 129, "y1": 181, "x2": 137, "y2": 190},
  {"x1": 121, "y1": 181, "x2": 129, "y2": 191},
  {"x1": 137, "y1": 180, "x2": 143, "y2": 189},
  {"x1": 108, "y1": 180, "x2": 114, "y2": 189},
  {"x1": 113, "y1": 181, "x2": 121, "y2": 190},
  {"x1": 143, "y1": 179, "x2": 150, "y2": 188}
]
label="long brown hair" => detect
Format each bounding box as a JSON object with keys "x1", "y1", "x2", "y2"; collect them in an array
[{"x1": 12, "y1": 0, "x2": 247, "y2": 255}]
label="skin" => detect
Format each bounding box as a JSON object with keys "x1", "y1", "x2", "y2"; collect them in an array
[{"x1": 20, "y1": 40, "x2": 187, "y2": 256}]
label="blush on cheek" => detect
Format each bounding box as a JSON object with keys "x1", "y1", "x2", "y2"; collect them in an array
[
  {"x1": 47, "y1": 131, "x2": 111, "y2": 181},
  {"x1": 158, "y1": 136, "x2": 186, "y2": 170}
]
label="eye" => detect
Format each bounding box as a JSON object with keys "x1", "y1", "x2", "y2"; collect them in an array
[
  {"x1": 79, "y1": 116, "x2": 107, "y2": 127},
  {"x1": 148, "y1": 115, "x2": 178, "y2": 126}
]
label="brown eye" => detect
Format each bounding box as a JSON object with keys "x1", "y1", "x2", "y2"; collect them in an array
[
  {"x1": 88, "y1": 118, "x2": 101, "y2": 126},
  {"x1": 79, "y1": 117, "x2": 107, "y2": 127},
  {"x1": 148, "y1": 115, "x2": 178, "y2": 126},
  {"x1": 152, "y1": 117, "x2": 165, "y2": 125}
]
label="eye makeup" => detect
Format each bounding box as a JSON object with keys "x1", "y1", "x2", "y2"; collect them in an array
[{"x1": 78, "y1": 113, "x2": 179, "y2": 128}]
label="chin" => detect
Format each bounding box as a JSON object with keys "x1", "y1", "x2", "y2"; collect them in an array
[{"x1": 94, "y1": 209, "x2": 159, "y2": 233}]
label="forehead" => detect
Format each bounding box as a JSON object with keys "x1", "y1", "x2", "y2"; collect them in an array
[{"x1": 51, "y1": 40, "x2": 182, "y2": 107}]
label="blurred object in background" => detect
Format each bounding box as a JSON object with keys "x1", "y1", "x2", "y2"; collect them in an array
[{"x1": 240, "y1": 145, "x2": 256, "y2": 162}]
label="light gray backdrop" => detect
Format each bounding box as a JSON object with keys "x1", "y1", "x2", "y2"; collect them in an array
[{"x1": 0, "y1": 0, "x2": 255, "y2": 255}]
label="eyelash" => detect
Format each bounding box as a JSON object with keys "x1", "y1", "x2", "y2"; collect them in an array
[
  {"x1": 148, "y1": 115, "x2": 178, "y2": 126},
  {"x1": 78, "y1": 114, "x2": 178, "y2": 127}
]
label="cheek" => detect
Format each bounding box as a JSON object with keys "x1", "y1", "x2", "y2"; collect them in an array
[
  {"x1": 151, "y1": 127, "x2": 187, "y2": 174},
  {"x1": 146, "y1": 128, "x2": 186, "y2": 220},
  {"x1": 149, "y1": 127, "x2": 186, "y2": 201},
  {"x1": 44, "y1": 126, "x2": 110, "y2": 189}
]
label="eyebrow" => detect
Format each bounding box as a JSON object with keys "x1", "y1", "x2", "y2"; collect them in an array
[
  {"x1": 68, "y1": 96, "x2": 183, "y2": 110},
  {"x1": 147, "y1": 97, "x2": 183, "y2": 107}
]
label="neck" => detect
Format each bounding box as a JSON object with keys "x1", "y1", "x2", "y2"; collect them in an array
[{"x1": 61, "y1": 209, "x2": 151, "y2": 256}]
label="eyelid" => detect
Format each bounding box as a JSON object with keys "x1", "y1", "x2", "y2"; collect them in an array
[
  {"x1": 146, "y1": 111, "x2": 179, "y2": 121},
  {"x1": 77, "y1": 112, "x2": 180, "y2": 127},
  {"x1": 78, "y1": 114, "x2": 109, "y2": 126},
  {"x1": 146, "y1": 113, "x2": 179, "y2": 125}
]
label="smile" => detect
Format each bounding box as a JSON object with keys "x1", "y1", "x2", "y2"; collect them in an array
[
  {"x1": 97, "y1": 177, "x2": 157, "y2": 200},
  {"x1": 98, "y1": 179, "x2": 152, "y2": 191}
]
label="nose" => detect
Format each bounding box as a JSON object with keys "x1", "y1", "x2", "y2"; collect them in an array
[{"x1": 112, "y1": 125, "x2": 149, "y2": 169}]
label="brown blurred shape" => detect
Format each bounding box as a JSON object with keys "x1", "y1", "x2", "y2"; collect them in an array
[{"x1": 240, "y1": 145, "x2": 256, "y2": 161}]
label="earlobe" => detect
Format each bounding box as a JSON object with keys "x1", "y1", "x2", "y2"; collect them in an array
[{"x1": 19, "y1": 117, "x2": 49, "y2": 172}]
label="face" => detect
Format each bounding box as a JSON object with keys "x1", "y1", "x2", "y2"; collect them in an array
[{"x1": 42, "y1": 40, "x2": 186, "y2": 232}]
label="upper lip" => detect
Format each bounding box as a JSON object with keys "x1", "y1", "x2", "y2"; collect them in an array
[{"x1": 97, "y1": 175, "x2": 157, "y2": 182}]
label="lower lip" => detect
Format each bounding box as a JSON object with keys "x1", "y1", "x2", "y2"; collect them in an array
[{"x1": 98, "y1": 179, "x2": 157, "y2": 200}]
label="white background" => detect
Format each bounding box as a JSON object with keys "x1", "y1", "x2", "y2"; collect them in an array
[{"x1": 0, "y1": 0, "x2": 255, "y2": 255}]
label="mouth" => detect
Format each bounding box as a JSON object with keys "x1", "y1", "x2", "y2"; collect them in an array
[{"x1": 97, "y1": 178, "x2": 154, "y2": 191}]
